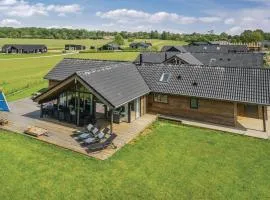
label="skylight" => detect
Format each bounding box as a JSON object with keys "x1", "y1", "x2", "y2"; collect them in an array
[{"x1": 159, "y1": 73, "x2": 171, "y2": 83}]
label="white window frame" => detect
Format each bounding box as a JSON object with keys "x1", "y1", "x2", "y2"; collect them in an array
[{"x1": 159, "y1": 73, "x2": 171, "y2": 83}]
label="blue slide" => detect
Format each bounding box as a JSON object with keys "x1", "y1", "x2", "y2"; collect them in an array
[{"x1": 0, "y1": 91, "x2": 10, "y2": 112}]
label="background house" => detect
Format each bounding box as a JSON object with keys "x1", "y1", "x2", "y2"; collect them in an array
[
  {"x1": 98, "y1": 43, "x2": 122, "y2": 51},
  {"x1": 65, "y1": 44, "x2": 86, "y2": 51},
  {"x1": 2, "y1": 44, "x2": 47, "y2": 54},
  {"x1": 129, "y1": 42, "x2": 152, "y2": 49}
]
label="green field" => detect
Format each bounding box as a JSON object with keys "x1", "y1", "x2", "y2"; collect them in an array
[{"x1": 1, "y1": 121, "x2": 270, "y2": 200}]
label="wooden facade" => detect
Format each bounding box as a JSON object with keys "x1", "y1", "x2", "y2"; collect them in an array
[
  {"x1": 48, "y1": 80, "x2": 60, "y2": 88},
  {"x1": 147, "y1": 93, "x2": 236, "y2": 126}
]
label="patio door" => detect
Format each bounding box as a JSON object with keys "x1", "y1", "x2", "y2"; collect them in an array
[{"x1": 135, "y1": 98, "x2": 140, "y2": 119}]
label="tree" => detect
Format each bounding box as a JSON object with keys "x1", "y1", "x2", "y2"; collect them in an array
[{"x1": 114, "y1": 33, "x2": 124, "y2": 45}]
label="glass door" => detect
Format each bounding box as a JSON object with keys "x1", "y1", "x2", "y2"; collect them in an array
[{"x1": 135, "y1": 98, "x2": 140, "y2": 119}]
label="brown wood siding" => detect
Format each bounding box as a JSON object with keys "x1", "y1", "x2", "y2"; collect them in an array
[
  {"x1": 48, "y1": 80, "x2": 60, "y2": 88},
  {"x1": 140, "y1": 95, "x2": 146, "y2": 116},
  {"x1": 147, "y1": 93, "x2": 236, "y2": 126}
]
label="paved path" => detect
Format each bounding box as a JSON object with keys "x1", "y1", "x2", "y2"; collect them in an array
[
  {"x1": 159, "y1": 115, "x2": 269, "y2": 140},
  {"x1": 0, "y1": 52, "x2": 78, "y2": 61}
]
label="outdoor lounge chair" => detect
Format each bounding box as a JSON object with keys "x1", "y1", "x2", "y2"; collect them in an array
[
  {"x1": 87, "y1": 133, "x2": 117, "y2": 153},
  {"x1": 74, "y1": 124, "x2": 96, "y2": 140},
  {"x1": 81, "y1": 127, "x2": 111, "y2": 145}
]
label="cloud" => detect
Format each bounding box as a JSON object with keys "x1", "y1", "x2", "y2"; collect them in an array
[
  {"x1": 199, "y1": 17, "x2": 221, "y2": 23},
  {"x1": 47, "y1": 4, "x2": 81, "y2": 14},
  {"x1": 96, "y1": 9, "x2": 221, "y2": 25},
  {"x1": 0, "y1": 0, "x2": 16, "y2": 6},
  {"x1": 0, "y1": 0, "x2": 82, "y2": 17},
  {"x1": 224, "y1": 18, "x2": 235, "y2": 25},
  {"x1": 226, "y1": 26, "x2": 242, "y2": 35},
  {"x1": 0, "y1": 18, "x2": 21, "y2": 26}
]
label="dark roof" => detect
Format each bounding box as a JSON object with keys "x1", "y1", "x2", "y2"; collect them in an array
[
  {"x1": 188, "y1": 41, "x2": 213, "y2": 46},
  {"x1": 183, "y1": 45, "x2": 248, "y2": 53},
  {"x1": 2, "y1": 44, "x2": 47, "y2": 50},
  {"x1": 38, "y1": 60, "x2": 150, "y2": 108},
  {"x1": 134, "y1": 52, "x2": 264, "y2": 68},
  {"x1": 77, "y1": 64, "x2": 150, "y2": 107},
  {"x1": 170, "y1": 53, "x2": 203, "y2": 65},
  {"x1": 161, "y1": 46, "x2": 187, "y2": 52},
  {"x1": 130, "y1": 42, "x2": 151, "y2": 48},
  {"x1": 161, "y1": 45, "x2": 248, "y2": 53},
  {"x1": 192, "y1": 52, "x2": 264, "y2": 67},
  {"x1": 44, "y1": 58, "x2": 129, "y2": 81},
  {"x1": 137, "y1": 64, "x2": 270, "y2": 105}
]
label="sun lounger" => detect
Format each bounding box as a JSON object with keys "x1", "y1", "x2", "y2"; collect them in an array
[
  {"x1": 81, "y1": 128, "x2": 110, "y2": 145},
  {"x1": 87, "y1": 133, "x2": 117, "y2": 152}
]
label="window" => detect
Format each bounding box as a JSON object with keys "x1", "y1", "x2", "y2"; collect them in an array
[
  {"x1": 154, "y1": 94, "x2": 168, "y2": 103},
  {"x1": 190, "y1": 98, "x2": 199, "y2": 109},
  {"x1": 159, "y1": 73, "x2": 171, "y2": 83}
]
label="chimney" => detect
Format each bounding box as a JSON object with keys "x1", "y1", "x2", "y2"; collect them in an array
[{"x1": 139, "y1": 53, "x2": 143, "y2": 65}]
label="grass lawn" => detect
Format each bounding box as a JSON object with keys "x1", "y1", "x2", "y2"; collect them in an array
[
  {"x1": 68, "y1": 52, "x2": 139, "y2": 61},
  {"x1": 1, "y1": 121, "x2": 270, "y2": 200},
  {"x1": 0, "y1": 55, "x2": 64, "y2": 101}
]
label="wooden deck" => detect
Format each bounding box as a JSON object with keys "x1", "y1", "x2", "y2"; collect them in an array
[{"x1": 0, "y1": 98, "x2": 157, "y2": 160}]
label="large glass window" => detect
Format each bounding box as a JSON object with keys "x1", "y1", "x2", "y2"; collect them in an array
[{"x1": 154, "y1": 94, "x2": 168, "y2": 103}]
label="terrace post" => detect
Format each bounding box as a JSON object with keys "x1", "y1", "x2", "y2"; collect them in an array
[
  {"x1": 262, "y1": 106, "x2": 266, "y2": 132},
  {"x1": 110, "y1": 109, "x2": 114, "y2": 134}
]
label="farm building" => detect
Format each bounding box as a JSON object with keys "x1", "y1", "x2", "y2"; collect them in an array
[
  {"x1": 129, "y1": 42, "x2": 152, "y2": 49},
  {"x1": 34, "y1": 58, "x2": 270, "y2": 134},
  {"x1": 98, "y1": 43, "x2": 122, "y2": 51},
  {"x1": 2, "y1": 44, "x2": 47, "y2": 54},
  {"x1": 65, "y1": 44, "x2": 86, "y2": 51}
]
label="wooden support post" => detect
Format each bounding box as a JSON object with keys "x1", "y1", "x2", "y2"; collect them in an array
[
  {"x1": 110, "y1": 109, "x2": 114, "y2": 134},
  {"x1": 233, "y1": 102, "x2": 238, "y2": 127},
  {"x1": 77, "y1": 92, "x2": 80, "y2": 126},
  {"x1": 57, "y1": 97, "x2": 60, "y2": 120},
  {"x1": 262, "y1": 106, "x2": 266, "y2": 132}
]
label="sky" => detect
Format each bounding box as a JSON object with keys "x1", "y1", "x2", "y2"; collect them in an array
[{"x1": 0, "y1": 0, "x2": 269, "y2": 35}]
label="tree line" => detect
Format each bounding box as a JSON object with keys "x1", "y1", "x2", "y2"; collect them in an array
[{"x1": 0, "y1": 27, "x2": 269, "y2": 43}]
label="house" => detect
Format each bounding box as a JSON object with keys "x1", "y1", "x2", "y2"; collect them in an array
[
  {"x1": 98, "y1": 43, "x2": 122, "y2": 51},
  {"x1": 161, "y1": 45, "x2": 249, "y2": 53},
  {"x1": 262, "y1": 41, "x2": 270, "y2": 49},
  {"x1": 188, "y1": 41, "x2": 213, "y2": 46},
  {"x1": 65, "y1": 44, "x2": 86, "y2": 51},
  {"x1": 34, "y1": 58, "x2": 270, "y2": 134},
  {"x1": 134, "y1": 52, "x2": 264, "y2": 68},
  {"x1": 129, "y1": 42, "x2": 151, "y2": 49},
  {"x1": 2, "y1": 44, "x2": 47, "y2": 54}
]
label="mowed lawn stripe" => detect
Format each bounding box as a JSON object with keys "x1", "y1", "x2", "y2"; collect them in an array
[{"x1": 0, "y1": 121, "x2": 270, "y2": 200}]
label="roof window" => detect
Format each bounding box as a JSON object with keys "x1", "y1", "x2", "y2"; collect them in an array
[{"x1": 159, "y1": 73, "x2": 171, "y2": 83}]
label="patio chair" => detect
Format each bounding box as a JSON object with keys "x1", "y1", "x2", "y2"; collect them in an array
[{"x1": 87, "y1": 133, "x2": 117, "y2": 153}]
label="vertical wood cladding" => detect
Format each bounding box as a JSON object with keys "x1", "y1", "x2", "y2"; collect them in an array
[{"x1": 48, "y1": 80, "x2": 60, "y2": 88}]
